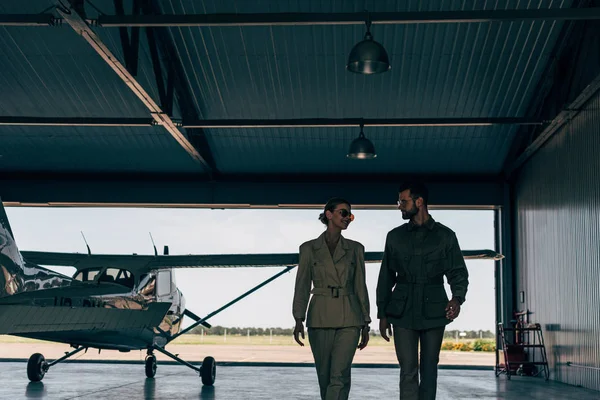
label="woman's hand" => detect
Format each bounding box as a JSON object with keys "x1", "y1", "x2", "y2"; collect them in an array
[
  {"x1": 293, "y1": 320, "x2": 305, "y2": 346},
  {"x1": 358, "y1": 325, "x2": 370, "y2": 350}
]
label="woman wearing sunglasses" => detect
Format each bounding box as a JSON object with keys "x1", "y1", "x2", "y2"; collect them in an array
[{"x1": 292, "y1": 197, "x2": 371, "y2": 400}]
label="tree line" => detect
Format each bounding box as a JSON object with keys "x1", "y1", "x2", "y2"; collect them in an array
[
  {"x1": 187, "y1": 326, "x2": 495, "y2": 339},
  {"x1": 188, "y1": 326, "x2": 294, "y2": 336},
  {"x1": 444, "y1": 330, "x2": 495, "y2": 339}
]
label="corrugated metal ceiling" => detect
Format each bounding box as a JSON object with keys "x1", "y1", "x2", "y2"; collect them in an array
[
  {"x1": 161, "y1": 0, "x2": 571, "y2": 174},
  {"x1": 0, "y1": 0, "x2": 576, "y2": 177},
  {"x1": 0, "y1": 125, "x2": 203, "y2": 173},
  {"x1": 0, "y1": 25, "x2": 150, "y2": 118},
  {"x1": 164, "y1": 0, "x2": 570, "y2": 119},
  {"x1": 206, "y1": 125, "x2": 514, "y2": 174}
]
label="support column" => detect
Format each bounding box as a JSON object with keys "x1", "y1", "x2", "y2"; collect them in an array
[{"x1": 497, "y1": 182, "x2": 515, "y2": 327}]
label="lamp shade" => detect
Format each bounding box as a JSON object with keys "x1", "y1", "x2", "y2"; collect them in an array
[
  {"x1": 346, "y1": 32, "x2": 391, "y2": 75},
  {"x1": 347, "y1": 131, "x2": 377, "y2": 159}
]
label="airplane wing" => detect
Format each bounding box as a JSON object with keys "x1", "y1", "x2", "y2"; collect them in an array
[
  {"x1": 21, "y1": 249, "x2": 503, "y2": 272},
  {"x1": 0, "y1": 302, "x2": 171, "y2": 334}
]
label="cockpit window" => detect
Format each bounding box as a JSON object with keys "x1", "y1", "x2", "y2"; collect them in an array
[
  {"x1": 97, "y1": 268, "x2": 135, "y2": 289},
  {"x1": 156, "y1": 270, "x2": 171, "y2": 297},
  {"x1": 138, "y1": 273, "x2": 156, "y2": 297},
  {"x1": 73, "y1": 268, "x2": 102, "y2": 282}
]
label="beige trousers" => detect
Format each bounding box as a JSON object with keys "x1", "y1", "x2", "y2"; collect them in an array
[{"x1": 308, "y1": 327, "x2": 361, "y2": 400}]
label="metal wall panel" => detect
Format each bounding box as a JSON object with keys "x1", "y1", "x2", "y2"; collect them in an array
[{"x1": 515, "y1": 90, "x2": 600, "y2": 390}]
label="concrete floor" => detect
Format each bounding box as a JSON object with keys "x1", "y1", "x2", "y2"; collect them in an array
[{"x1": 1, "y1": 362, "x2": 598, "y2": 400}]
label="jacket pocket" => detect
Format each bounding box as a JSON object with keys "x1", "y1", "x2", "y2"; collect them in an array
[
  {"x1": 424, "y1": 248, "x2": 446, "y2": 277},
  {"x1": 423, "y1": 287, "x2": 449, "y2": 319},
  {"x1": 392, "y1": 253, "x2": 410, "y2": 275},
  {"x1": 311, "y1": 261, "x2": 326, "y2": 281},
  {"x1": 385, "y1": 289, "x2": 408, "y2": 318}
]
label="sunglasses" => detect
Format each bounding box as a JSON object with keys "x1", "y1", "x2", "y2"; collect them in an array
[{"x1": 335, "y1": 209, "x2": 355, "y2": 221}]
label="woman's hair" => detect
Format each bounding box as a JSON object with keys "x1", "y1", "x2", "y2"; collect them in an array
[{"x1": 318, "y1": 197, "x2": 351, "y2": 225}]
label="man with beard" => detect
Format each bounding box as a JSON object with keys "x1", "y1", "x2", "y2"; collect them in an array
[{"x1": 376, "y1": 181, "x2": 469, "y2": 400}]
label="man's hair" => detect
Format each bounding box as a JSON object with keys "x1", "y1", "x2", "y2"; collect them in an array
[{"x1": 398, "y1": 181, "x2": 429, "y2": 206}]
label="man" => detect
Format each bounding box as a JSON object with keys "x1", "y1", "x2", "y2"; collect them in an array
[{"x1": 376, "y1": 182, "x2": 469, "y2": 399}]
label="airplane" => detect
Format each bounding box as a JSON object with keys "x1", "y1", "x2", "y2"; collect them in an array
[{"x1": 0, "y1": 200, "x2": 504, "y2": 385}]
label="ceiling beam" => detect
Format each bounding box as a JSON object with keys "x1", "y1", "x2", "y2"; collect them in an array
[
  {"x1": 0, "y1": 117, "x2": 543, "y2": 129},
  {"x1": 4, "y1": 7, "x2": 600, "y2": 28},
  {"x1": 183, "y1": 117, "x2": 544, "y2": 129},
  {"x1": 0, "y1": 172, "x2": 504, "y2": 208},
  {"x1": 143, "y1": 0, "x2": 219, "y2": 176},
  {"x1": 0, "y1": 14, "x2": 57, "y2": 26},
  {"x1": 54, "y1": 1, "x2": 215, "y2": 178},
  {"x1": 0, "y1": 117, "x2": 154, "y2": 127},
  {"x1": 93, "y1": 8, "x2": 600, "y2": 27}
]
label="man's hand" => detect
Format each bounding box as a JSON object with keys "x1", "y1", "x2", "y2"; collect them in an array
[
  {"x1": 358, "y1": 325, "x2": 370, "y2": 350},
  {"x1": 445, "y1": 297, "x2": 461, "y2": 320},
  {"x1": 379, "y1": 318, "x2": 392, "y2": 342},
  {"x1": 293, "y1": 320, "x2": 305, "y2": 346}
]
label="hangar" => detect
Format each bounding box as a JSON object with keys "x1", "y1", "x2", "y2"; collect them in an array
[{"x1": 0, "y1": 0, "x2": 599, "y2": 397}]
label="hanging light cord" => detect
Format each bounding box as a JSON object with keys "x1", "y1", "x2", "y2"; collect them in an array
[{"x1": 364, "y1": 10, "x2": 372, "y2": 39}]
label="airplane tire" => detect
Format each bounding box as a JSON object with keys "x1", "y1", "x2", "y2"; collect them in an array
[
  {"x1": 200, "y1": 356, "x2": 216, "y2": 386},
  {"x1": 145, "y1": 355, "x2": 157, "y2": 378},
  {"x1": 27, "y1": 353, "x2": 47, "y2": 382}
]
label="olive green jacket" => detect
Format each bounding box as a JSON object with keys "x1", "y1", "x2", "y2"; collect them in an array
[
  {"x1": 376, "y1": 217, "x2": 469, "y2": 330},
  {"x1": 293, "y1": 232, "x2": 371, "y2": 328}
]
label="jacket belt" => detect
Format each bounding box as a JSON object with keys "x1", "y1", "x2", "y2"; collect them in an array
[
  {"x1": 311, "y1": 286, "x2": 355, "y2": 298},
  {"x1": 396, "y1": 276, "x2": 443, "y2": 285}
]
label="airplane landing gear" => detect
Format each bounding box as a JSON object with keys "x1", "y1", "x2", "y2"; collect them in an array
[
  {"x1": 145, "y1": 349, "x2": 157, "y2": 378},
  {"x1": 200, "y1": 356, "x2": 216, "y2": 386},
  {"x1": 152, "y1": 345, "x2": 216, "y2": 386},
  {"x1": 27, "y1": 346, "x2": 86, "y2": 382},
  {"x1": 27, "y1": 353, "x2": 48, "y2": 382}
]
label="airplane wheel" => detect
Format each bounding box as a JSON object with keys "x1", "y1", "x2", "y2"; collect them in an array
[
  {"x1": 27, "y1": 353, "x2": 47, "y2": 382},
  {"x1": 200, "y1": 356, "x2": 216, "y2": 386},
  {"x1": 145, "y1": 355, "x2": 157, "y2": 378}
]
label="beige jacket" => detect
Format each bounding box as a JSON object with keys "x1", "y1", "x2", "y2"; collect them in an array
[{"x1": 292, "y1": 232, "x2": 371, "y2": 328}]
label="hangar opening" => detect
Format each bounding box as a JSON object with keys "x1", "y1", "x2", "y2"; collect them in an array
[{"x1": 3, "y1": 206, "x2": 498, "y2": 368}]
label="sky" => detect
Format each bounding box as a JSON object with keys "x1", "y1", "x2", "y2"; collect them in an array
[{"x1": 4, "y1": 206, "x2": 496, "y2": 332}]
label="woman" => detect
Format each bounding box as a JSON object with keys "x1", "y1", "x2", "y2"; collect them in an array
[{"x1": 292, "y1": 197, "x2": 371, "y2": 400}]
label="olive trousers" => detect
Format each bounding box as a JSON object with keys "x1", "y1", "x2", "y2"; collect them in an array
[{"x1": 393, "y1": 326, "x2": 445, "y2": 400}]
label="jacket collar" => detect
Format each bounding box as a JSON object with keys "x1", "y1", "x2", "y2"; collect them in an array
[
  {"x1": 313, "y1": 231, "x2": 350, "y2": 251},
  {"x1": 313, "y1": 231, "x2": 349, "y2": 283},
  {"x1": 407, "y1": 216, "x2": 436, "y2": 231}
]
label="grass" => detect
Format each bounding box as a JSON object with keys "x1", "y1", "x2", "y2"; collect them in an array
[
  {"x1": 0, "y1": 335, "x2": 44, "y2": 344},
  {"x1": 170, "y1": 334, "x2": 396, "y2": 346},
  {"x1": 0, "y1": 335, "x2": 495, "y2": 351},
  {"x1": 171, "y1": 335, "x2": 495, "y2": 351}
]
